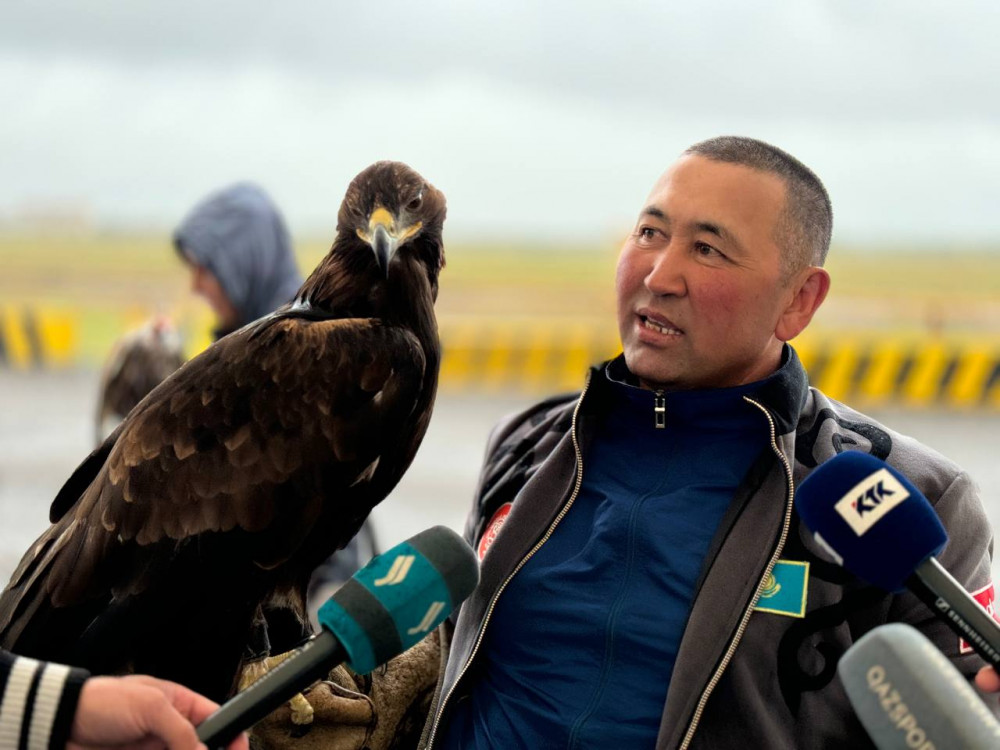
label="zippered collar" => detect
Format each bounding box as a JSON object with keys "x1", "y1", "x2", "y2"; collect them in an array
[{"x1": 596, "y1": 344, "x2": 808, "y2": 436}]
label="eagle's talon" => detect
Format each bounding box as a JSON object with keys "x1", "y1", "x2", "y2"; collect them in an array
[
  {"x1": 289, "y1": 692, "x2": 315, "y2": 725},
  {"x1": 240, "y1": 654, "x2": 315, "y2": 725}
]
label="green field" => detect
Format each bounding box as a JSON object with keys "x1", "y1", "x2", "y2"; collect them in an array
[
  {"x1": 0, "y1": 233, "x2": 1000, "y2": 306},
  {"x1": 2, "y1": 231, "x2": 998, "y2": 409},
  {"x1": 1, "y1": 231, "x2": 998, "y2": 340}
]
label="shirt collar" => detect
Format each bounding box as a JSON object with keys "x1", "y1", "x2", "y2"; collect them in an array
[{"x1": 596, "y1": 344, "x2": 807, "y2": 434}]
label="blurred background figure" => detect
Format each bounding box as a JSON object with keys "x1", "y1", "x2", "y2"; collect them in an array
[
  {"x1": 173, "y1": 182, "x2": 379, "y2": 620},
  {"x1": 95, "y1": 316, "x2": 185, "y2": 444},
  {"x1": 173, "y1": 183, "x2": 302, "y2": 340}
]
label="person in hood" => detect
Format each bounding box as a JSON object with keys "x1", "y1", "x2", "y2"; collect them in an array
[
  {"x1": 174, "y1": 183, "x2": 303, "y2": 339},
  {"x1": 173, "y1": 182, "x2": 378, "y2": 628}
]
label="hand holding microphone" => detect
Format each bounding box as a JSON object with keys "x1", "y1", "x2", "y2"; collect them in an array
[
  {"x1": 196, "y1": 525, "x2": 479, "y2": 748},
  {"x1": 795, "y1": 451, "x2": 1000, "y2": 667}
]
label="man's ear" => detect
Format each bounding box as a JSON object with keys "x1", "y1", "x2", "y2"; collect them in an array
[{"x1": 775, "y1": 267, "x2": 830, "y2": 342}]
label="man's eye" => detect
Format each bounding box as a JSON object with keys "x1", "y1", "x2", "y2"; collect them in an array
[
  {"x1": 637, "y1": 227, "x2": 657, "y2": 240},
  {"x1": 695, "y1": 242, "x2": 721, "y2": 257}
]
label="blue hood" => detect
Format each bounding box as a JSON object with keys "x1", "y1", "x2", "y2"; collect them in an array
[{"x1": 173, "y1": 183, "x2": 303, "y2": 328}]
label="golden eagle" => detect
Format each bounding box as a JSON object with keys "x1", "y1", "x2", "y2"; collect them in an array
[
  {"x1": 0, "y1": 162, "x2": 446, "y2": 701},
  {"x1": 95, "y1": 316, "x2": 185, "y2": 444}
]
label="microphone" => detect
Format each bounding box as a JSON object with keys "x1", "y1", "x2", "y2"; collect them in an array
[
  {"x1": 838, "y1": 623, "x2": 1000, "y2": 749},
  {"x1": 795, "y1": 451, "x2": 1000, "y2": 668},
  {"x1": 196, "y1": 525, "x2": 479, "y2": 747}
]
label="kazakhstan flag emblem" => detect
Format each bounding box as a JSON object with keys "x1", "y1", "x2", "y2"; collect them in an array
[{"x1": 754, "y1": 560, "x2": 809, "y2": 618}]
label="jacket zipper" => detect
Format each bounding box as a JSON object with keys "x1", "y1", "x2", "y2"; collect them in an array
[
  {"x1": 424, "y1": 371, "x2": 594, "y2": 749},
  {"x1": 654, "y1": 390, "x2": 666, "y2": 429},
  {"x1": 677, "y1": 395, "x2": 796, "y2": 750}
]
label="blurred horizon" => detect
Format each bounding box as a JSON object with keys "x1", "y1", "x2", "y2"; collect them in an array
[
  {"x1": 5, "y1": 223, "x2": 1000, "y2": 254},
  {"x1": 3, "y1": 230, "x2": 998, "y2": 338}
]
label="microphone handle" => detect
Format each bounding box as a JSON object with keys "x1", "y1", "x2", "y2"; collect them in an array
[
  {"x1": 197, "y1": 631, "x2": 346, "y2": 748},
  {"x1": 907, "y1": 557, "x2": 1000, "y2": 668}
]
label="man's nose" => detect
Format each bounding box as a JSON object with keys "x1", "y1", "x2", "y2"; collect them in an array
[{"x1": 644, "y1": 247, "x2": 686, "y2": 297}]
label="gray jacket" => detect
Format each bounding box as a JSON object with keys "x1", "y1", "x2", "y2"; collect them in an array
[{"x1": 420, "y1": 348, "x2": 993, "y2": 749}]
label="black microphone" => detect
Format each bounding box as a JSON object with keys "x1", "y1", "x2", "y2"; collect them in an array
[
  {"x1": 839, "y1": 623, "x2": 1000, "y2": 749},
  {"x1": 196, "y1": 525, "x2": 479, "y2": 747},
  {"x1": 796, "y1": 451, "x2": 1000, "y2": 667}
]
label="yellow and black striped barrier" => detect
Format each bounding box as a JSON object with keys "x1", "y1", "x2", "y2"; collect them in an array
[
  {"x1": 438, "y1": 319, "x2": 620, "y2": 394},
  {"x1": 438, "y1": 323, "x2": 1000, "y2": 408},
  {"x1": 0, "y1": 306, "x2": 76, "y2": 369},
  {"x1": 2, "y1": 307, "x2": 999, "y2": 409},
  {"x1": 794, "y1": 339, "x2": 1000, "y2": 410}
]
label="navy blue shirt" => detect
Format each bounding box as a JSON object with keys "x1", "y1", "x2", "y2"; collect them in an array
[{"x1": 442, "y1": 363, "x2": 774, "y2": 749}]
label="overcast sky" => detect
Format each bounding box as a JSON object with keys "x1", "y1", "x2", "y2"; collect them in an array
[{"x1": 1, "y1": 1, "x2": 998, "y2": 245}]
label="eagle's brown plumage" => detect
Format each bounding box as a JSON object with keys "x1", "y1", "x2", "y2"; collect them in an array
[{"x1": 0, "y1": 162, "x2": 446, "y2": 700}]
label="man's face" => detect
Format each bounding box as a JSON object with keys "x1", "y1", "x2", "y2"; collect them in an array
[
  {"x1": 189, "y1": 263, "x2": 240, "y2": 330},
  {"x1": 616, "y1": 154, "x2": 799, "y2": 392}
]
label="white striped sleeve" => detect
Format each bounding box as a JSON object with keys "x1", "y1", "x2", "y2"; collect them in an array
[
  {"x1": 27, "y1": 664, "x2": 71, "y2": 750},
  {"x1": 0, "y1": 655, "x2": 41, "y2": 749},
  {"x1": 0, "y1": 651, "x2": 89, "y2": 750}
]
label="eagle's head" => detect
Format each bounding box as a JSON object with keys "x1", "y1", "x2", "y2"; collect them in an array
[{"x1": 337, "y1": 162, "x2": 447, "y2": 293}]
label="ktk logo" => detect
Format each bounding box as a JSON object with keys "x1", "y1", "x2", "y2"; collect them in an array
[
  {"x1": 374, "y1": 554, "x2": 415, "y2": 586},
  {"x1": 854, "y1": 480, "x2": 895, "y2": 517},
  {"x1": 834, "y1": 468, "x2": 910, "y2": 536}
]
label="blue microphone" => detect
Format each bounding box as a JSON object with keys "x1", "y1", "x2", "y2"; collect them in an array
[
  {"x1": 196, "y1": 525, "x2": 479, "y2": 747},
  {"x1": 796, "y1": 451, "x2": 1000, "y2": 667}
]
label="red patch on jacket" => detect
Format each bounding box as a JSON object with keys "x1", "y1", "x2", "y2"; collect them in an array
[
  {"x1": 959, "y1": 582, "x2": 998, "y2": 654},
  {"x1": 478, "y1": 503, "x2": 513, "y2": 561}
]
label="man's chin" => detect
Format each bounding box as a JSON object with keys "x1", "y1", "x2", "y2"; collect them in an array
[{"x1": 622, "y1": 351, "x2": 682, "y2": 392}]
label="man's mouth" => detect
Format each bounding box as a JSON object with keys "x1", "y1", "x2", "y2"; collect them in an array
[{"x1": 639, "y1": 313, "x2": 683, "y2": 336}]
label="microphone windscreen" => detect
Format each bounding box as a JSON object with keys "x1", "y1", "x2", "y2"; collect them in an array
[
  {"x1": 838, "y1": 623, "x2": 1000, "y2": 749},
  {"x1": 317, "y1": 525, "x2": 479, "y2": 673},
  {"x1": 795, "y1": 451, "x2": 946, "y2": 592}
]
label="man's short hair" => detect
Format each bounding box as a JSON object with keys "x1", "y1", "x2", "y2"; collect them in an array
[{"x1": 683, "y1": 136, "x2": 832, "y2": 274}]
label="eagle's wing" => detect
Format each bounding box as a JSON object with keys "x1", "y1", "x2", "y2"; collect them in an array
[{"x1": 3, "y1": 315, "x2": 426, "y2": 627}]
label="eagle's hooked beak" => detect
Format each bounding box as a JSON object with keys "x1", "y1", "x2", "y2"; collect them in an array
[
  {"x1": 370, "y1": 212, "x2": 393, "y2": 278},
  {"x1": 357, "y1": 206, "x2": 423, "y2": 278}
]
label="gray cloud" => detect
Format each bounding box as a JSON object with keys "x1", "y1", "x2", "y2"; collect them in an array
[
  {"x1": 3, "y1": 1, "x2": 998, "y2": 120},
  {"x1": 1, "y1": 1, "x2": 998, "y2": 243}
]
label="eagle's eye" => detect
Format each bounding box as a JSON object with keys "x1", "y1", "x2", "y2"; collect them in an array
[{"x1": 406, "y1": 192, "x2": 423, "y2": 212}]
